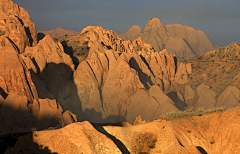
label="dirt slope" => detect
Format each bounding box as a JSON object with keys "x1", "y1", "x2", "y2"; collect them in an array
[{"x1": 2, "y1": 107, "x2": 240, "y2": 154}]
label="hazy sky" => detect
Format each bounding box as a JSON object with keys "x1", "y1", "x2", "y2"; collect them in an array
[{"x1": 13, "y1": 0, "x2": 240, "y2": 47}]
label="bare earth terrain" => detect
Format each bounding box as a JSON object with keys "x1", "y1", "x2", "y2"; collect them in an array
[{"x1": 0, "y1": 0, "x2": 240, "y2": 153}]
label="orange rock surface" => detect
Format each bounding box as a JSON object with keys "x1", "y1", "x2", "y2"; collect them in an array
[
  {"x1": 3, "y1": 107, "x2": 240, "y2": 153},
  {"x1": 0, "y1": 1, "x2": 240, "y2": 153}
]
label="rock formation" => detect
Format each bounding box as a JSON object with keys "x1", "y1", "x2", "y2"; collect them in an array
[
  {"x1": 52, "y1": 25, "x2": 192, "y2": 123},
  {"x1": 165, "y1": 24, "x2": 214, "y2": 55},
  {"x1": 2, "y1": 107, "x2": 240, "y2": 153},
  {"x1": 0, "y1": 0, "x2": 240, "y2": 153},
  {"x1": 119, "y1": 17, "x2": 214, "y2": 59},
  {"x1": 0, "y1": 0, "x2": 37, "y2": 53},
  {"x1": 0, "y1": 0, "x2": 77, "y2": 134},
  {"x1": 0, "y1": 0, "x2": 193, "y2": 131},
  {"x1": 37, "y1": 27, "x2": 80, "y2": 38}
]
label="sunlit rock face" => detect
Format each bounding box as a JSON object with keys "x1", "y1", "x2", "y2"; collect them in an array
[
  {"x1": 119, "y1": 17, "x2": 214, "y2": 59},
  {"x1": 0, "y1": 0, "x2": 37, "y2": 53},
  {"x1": 0, "y1": 0, "x2": 76, "y2": 134},
  {"x1": 52, "y1": 25, "x2": 192, "y2": 123},
  {"x1": 3, "y1": 107, "x2": 240, "y2": 154}
]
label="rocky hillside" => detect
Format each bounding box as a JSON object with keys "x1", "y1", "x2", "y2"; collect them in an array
[
  {"x1": 0, "y1": 0, "x2": 240, "y2": 153},
  {"x1": 119, "y1": 17, "x2": 214, "y2": 59},
  {"x1": 0, "y1": 0, "x2": 192, "y2": 132},
  {"x1": 0, "y1": 0, "x2": 77, "y2": 134},
  {"x1": 2, "y1": 107, "x2": 240, "y2": 153},
  {"x1": 37, "y1": 27, "x2": 80, "y2": 38},
  {"x1": 167, "y1": 42, "x2": 240, "y2": 111},
  {"x1": 50, "y1": 25, "x2": 193, "y2": 124}
]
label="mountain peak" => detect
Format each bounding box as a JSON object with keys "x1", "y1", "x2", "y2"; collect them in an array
[
  {"x1": 55, "y1": 27, "x2": 65, "y2": 30},
  {"x1": 148, "y1": 17, "x2": 163, "y2": 25},
  {"x1": 128, "y1": 25, "x2": 142, "y2": 33},
  {"x1": 144, "y1": 17, "x2": 165, "y2": 32}
]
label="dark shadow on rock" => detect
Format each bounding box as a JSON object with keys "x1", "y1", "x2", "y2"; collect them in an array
[
  {"x1": 30, "y1": 62, "x2": 73, "y2": 99},
  {"x1": 60, "y1": 41, "x2": 73, "y2": 55},
  {"x1": 139, "y1": 55, "x2": 155, "y2": 78},
  {"x1": 81, "y1": 108, "x2": 126, "y2": 124},
  {"x1": 129, "y1": 57, "x2": 153, "y2": 90},
  {"x1": 31, "y1": 57, "x2": 40, "y2": 75},
  {"x1": 37, "y1": 32, "x2": 45, "y2": 42},
  {"x1": 196, "y1": 146, "x2": 208, "y2": 154},
  {"x1": 0, "y1": 58, "x2": 131, "y2": 152},
  {"x1": 31, "y1": 62, "x2": 126, "y2": 123},
  {"x1": 60, "y1": 41, "x2": 80, "y2": 69},
  {"x1": 15, "y1": 16, "x2": 34, "y2": 46},
  {"x1": 0, "y1": 132, "x2": 57, "y2": 154},
  {"x1": 167, "y1": 91, "x2": 188, "y2": 111},
  {"x1": 0, "y1": 96, "x2": 64, "y2": 153},
  {"x1": 24, "y1": 27, "x2": 33, "y2": 46},
  {"x1": 95, "y1": 126, "x2": 130, "y2": 154},
  {"x1": 0, "y1": 87, "x2": 8, "y2": 99},
  {"x1": 183, "y1": 39, "x2": 197, "y2": 55},
  {"x1": 6, "y1": 37, "x2": 20, "y2": 53},
  {"x1": 0, "y1": 96, "x2": 66, "y2": 133},
  {"x1": 173, "y1": 56, "x2": 178, "y2": 74},
  {"x1": 101, "y1": 41, "x2": 112, "y2": 50}
]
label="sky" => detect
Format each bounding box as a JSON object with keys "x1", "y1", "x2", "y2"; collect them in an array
[{"x1": 13, "y1": 0, "x2": 240, "y2": 47}]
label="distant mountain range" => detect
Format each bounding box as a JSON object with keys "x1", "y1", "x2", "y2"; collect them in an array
[
  {"x1": 38, "y1": 27, "x2": 80, "y2": 38},
  {"x1": 119, "y1": 17, "x2": 215, "y2": 59}
]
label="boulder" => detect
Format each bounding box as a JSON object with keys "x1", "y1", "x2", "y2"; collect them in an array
[{"x1": 134, "y1": 115, "x2": 146, "y2": 125}]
